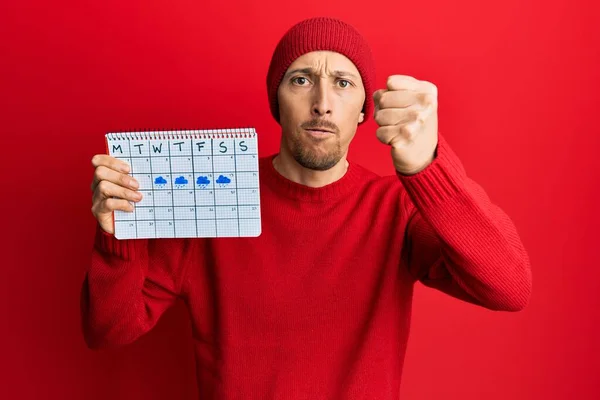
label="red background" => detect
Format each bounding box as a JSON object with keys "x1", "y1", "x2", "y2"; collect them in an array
[{"x1": 1, "y1": 0, "x2": 598, "y2": 399}]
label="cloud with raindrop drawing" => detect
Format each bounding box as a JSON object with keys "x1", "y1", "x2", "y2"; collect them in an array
[
  {"x1": 174, "y1": 176, "x2": 189, "y2": 188},
  {"x1": 196, "y1": 175, "x2": 211, "y2": 189},
  {"x1": 216, "y1": 175, "x2": 231, "y2": 187}
]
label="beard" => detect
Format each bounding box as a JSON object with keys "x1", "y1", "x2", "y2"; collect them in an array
[{"x1": 288, "y1": 130, "x2": 343, "y2": 171}]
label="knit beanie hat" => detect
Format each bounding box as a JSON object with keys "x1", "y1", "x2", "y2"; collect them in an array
[{"x1": 266, "y1": 17, "x2": 376, "y2": 125}]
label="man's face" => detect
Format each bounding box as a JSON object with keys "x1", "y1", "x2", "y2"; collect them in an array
[{"x1": 277, "y1": 51, "x2": 365, "y2": 171}]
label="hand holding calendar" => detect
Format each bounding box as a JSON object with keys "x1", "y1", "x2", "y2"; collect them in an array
[
  {"x1": 90, "y1": 128, "x2": 262, "y2": 239},
  {"x1": 90, "y1": 154, "x2": 143, "y2": 234}
]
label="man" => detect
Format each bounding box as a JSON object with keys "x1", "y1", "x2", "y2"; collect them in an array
[{"x1": 82, "y1": 17, "x2": 532, "y2": 399}]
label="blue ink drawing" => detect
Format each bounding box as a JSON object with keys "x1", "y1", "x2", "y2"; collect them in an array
[
  {"x1": 216, "y1": 175, "x2": 231, "y2": 187},
  {"x1": 174, "y1": 176, "x2": 189, "y2": 188},
  {"x1": 196, "y1": 176, "x2": 210, "y2": 189},
  {"x1": 154, "y1": 176, "x2": 167, "y2": 186}
]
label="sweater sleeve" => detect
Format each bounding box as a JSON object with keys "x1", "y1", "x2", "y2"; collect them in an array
[
  {"x1": 80, "y1": 224, "x2": 196, "y2": 348},
  {"x1": 397, "y1": 133, "x2": 532, "y2": 311}
]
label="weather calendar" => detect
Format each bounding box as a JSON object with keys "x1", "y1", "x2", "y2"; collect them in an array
[{"x1": 105, "y1": 128, "x2": 261, "y2": 240}]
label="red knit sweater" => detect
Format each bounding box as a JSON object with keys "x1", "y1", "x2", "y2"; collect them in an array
[{"x1": 81, "y1": 132, "x2": 532, "y2": 399}]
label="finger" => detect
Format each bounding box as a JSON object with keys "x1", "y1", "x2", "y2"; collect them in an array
[
  {"x1": 373, "y1": 89, "x2": 387, "y2": 108},
  {"x1": 376, "y1": 125, "x2": 419, "y2": 148},
  {"x1": 387, "y1": 76, "x2": 438, "y2": 97},
  {"x1": 91, "y1": 154, "x2": 130, "y2": 173},
  {"x1": 378, "y1": 90, "x2": 433, "y2": 109},
  {"x1": 376, "y1": 125, "x2": 408, "y2": 146},
  {"x1": 92, "y1": 165, "x2": 139, "y2": 193},
  {"x1": 93, "y1": 180, "x2": 143, "y2": 204},
  {"x1": 92, "y1": 197, "x2": 134, "y2": 216},
  {"x1": 374, "y1": 106, "x2": 422, "y2": 127},
  {"x1": 386, "y1": 75, "x2": 420, "y2": 91}
]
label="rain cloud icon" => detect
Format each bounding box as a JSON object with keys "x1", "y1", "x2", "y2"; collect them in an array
[
  {"x1": 216, "y1": 175, "x2": 231, "y2": 187},
  {"x1": 174, "y1": 176, "x2": 189, "y2": 185},
  {"x1": 196, "y1": 176, "x2": 210, "y2": 188},
  {"x1": 154, "y1": 176, "x2": 167, "y2": 185}
]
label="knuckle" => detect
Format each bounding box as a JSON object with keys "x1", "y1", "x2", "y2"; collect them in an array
[
  {"x1": 121, "y1": 188, "x2": 132, "y2": 200},
  {"x1": 378, "y1": 92, "x2": 386, "y2": 108},
  {"x1": 94, "y1": 165, "x2": 105, "y2": 180},
  {"x1": 373, "y1": 110, "x2": 381, "y2": 125},
  {"x1": 398, "y1": 124, "x2": 410, "y2": 136},
  {"x1": 376, "y1": 127, "x2": 392, "y2": 144},
  {"x1": 430, "y1": 83, "x2": 438, "y2": 97},
  {"x1": 91, "y1": 202, "x2": 102, "y2": 216},
  {"x1": 118, "y1": 173, "x2": 129, "y2": 187},
  {"x1": 97, "y1": 180, "x2": 109, "y2": 194},
  {"x1": 104, "y1": 198, "x2": 115, "y2": 210},
  {"x1": 426, "y1": 93, "x2": 437, "y2": 105}
]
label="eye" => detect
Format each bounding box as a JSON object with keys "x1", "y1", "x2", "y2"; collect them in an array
[
  {"x1": 292, "y1": 77, "x2": 309, "y2": 86},
  {"x1": 337, "y1": 79, "x2": 352, "y2": 88}
]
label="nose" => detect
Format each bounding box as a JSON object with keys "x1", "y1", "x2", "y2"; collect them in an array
[{"x1": 311, "y1": 80, "x2": 332, "y2": 118}]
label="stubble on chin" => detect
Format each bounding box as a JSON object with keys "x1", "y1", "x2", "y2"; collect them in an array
[{"x1": 288, "y1": 130, "x2": 342, "y2": 171}]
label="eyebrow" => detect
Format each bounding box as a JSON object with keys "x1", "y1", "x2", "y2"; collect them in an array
[{"x1": 284, "y1": 67, "x2": 359, "y2": 80}]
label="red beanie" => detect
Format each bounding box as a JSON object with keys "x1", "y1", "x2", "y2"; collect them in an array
[{"x1": 266, "y1": 17, "x2": 376, "y2": 125}]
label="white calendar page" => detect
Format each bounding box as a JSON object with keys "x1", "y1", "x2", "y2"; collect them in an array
[{"x1": 105, "y1": 128, "x2": 261, "y2": 239}]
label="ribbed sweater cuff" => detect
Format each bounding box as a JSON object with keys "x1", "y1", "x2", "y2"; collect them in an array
[
  {"x1": 396, "y1": 133, "x2": 468, "y2": 209},
  {"x1": 94, "y1": 224, "x2": 144, "y2": 261}
]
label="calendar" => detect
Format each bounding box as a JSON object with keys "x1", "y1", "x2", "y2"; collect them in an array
[{"x1": 105, "y1": 128, "x2": 261, "y2": 239}]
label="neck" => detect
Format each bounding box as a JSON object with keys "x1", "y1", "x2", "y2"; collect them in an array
[{"x1": 272, "y1": 146, "x2": 349, "y2": 188}]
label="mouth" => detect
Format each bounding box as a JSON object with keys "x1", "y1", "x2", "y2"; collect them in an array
[{"x1": 304, "y1": 128, "x2": 335, "y2": 136}]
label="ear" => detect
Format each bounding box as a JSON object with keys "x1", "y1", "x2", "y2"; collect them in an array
[{"x1": 358, "y1": 112, "x2": 365, "y2": 123}]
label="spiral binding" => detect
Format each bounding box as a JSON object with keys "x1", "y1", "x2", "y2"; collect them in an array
[{"x1": 106, "y1": 127, "x2": 257, "y2": 141}]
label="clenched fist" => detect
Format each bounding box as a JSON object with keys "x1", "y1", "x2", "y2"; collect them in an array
[
  {"x1": 90, "y1": 155, "x2": 142, "y2": 234},
  {"x1": 373, "y1": 75, "x2": 439, "y2": 175}
]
